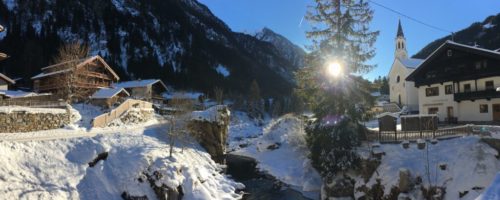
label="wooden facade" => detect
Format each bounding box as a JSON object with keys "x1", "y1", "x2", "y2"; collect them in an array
[{"x1": 32, "y1": 56, "x2": 120, "y2": 98}]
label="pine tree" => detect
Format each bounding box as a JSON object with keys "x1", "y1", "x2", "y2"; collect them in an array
[{"x1": 296, "y1": 0, "x2": 378, "y2": 178}]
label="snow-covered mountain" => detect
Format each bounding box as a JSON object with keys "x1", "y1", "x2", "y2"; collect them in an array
[
  {"x1": 255, "y1": 28, "x2": 306, "y2": 80},
  {"x1": 0, "y1": 0, "x2": 303, "y2": 97},
  {"x1": 413, "y1": 13, "x2": 500, "y2": 59}
]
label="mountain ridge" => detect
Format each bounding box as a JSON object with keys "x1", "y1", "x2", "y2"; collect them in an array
[{"x1": 0, "y1": 0, "x2": 304, "y2": 97}]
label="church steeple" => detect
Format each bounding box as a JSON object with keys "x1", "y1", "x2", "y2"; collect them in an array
[{"x1": 395, "y1": 19, "x2": 408, "y2": 59}]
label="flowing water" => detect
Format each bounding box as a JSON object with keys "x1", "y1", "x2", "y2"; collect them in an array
[{"x1": 225, "y1": 154, "x2": 312, "y2": 200}]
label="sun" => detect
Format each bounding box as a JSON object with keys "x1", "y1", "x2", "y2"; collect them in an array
[{"x1": 326, "y1": 62, "x2": 342, "y2": 77}]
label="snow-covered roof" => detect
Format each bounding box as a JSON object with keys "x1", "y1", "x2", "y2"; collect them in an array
[
  {"x1": 32, "y1": 56, "x2": 120, "y2": 81},
  {"x1": 31, "y1": 69, "x2": 72, "y2": 80},
  {"x1": 399, "y1": 58, "x2": 423, "y2": 69},
  {"x1": 0, "y1": 90, "x2": 51, "y2": 98},
  {"x1": 447, "y1": 40, "x2": 500, "y2": 56},
  {"x1": 90, "y1": 88, "x2": 130, "y2": 99},
  {"x1": 163, "y1": 92, "x2": 204, "y2": 100},
  {"x1": 376, "y1": 112, "x2": 398, "y2": 119},
  {"x1": 112, "y1": 79, "x2": 167, "y2": 90},
  {"x1": 0, "y1": 73, "x2": 15, "y2": 84}
]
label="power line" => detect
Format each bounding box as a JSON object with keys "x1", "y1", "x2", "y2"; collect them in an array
[{"x1": 367, "y1": 0, "x2": 454, "y2": 36}]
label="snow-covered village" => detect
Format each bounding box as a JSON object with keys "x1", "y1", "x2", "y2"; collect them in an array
[{"x1": 0, "y1": 0, "x2": 499, "y2": 200}]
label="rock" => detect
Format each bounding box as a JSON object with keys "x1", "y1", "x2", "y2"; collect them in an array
[
  {"x1": 439, "y1": 163, "x2": 447, "y2": 170},
  {"x1": 398, "y1": 168, "x2": 413, "y2": 193},
  {"x1": 431, "y1": 139, "x2": 439, "y2": 144},
  {"x1": 417, "y1": 139, "x2": 426, "y2": 149},
  {"x1": 459, "y1": 190, "x2": 469, "y2": 198},
  {"x1": 188, "y1": 106, "x2": 230, "y2": 164},
  {"x1": 266, "y1": 142, "x2": 280, "y2": 150},
  {"x1": 402, "y1": 140, "x2": 410, "y2": 149}
]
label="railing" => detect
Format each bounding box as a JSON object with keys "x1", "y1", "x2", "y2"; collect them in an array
[
  {"x1": 454, "y1": 89, "x2": 500, "y2": 102},
  {"x1": 366, "y1": 125, "x2": 472, "y2": 142},
  {"x1": 92, "y1": 99, "x2": 153, "y2": 128},
  {"x1": 0, "y1": 99, "x2": 66, "y2": 108}
]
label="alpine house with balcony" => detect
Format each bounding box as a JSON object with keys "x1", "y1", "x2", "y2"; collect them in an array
[{"x1": 406, "y1": 40, "x2": 500, "y2": 122}]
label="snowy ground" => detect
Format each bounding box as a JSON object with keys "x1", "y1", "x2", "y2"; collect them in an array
[
  {"x1": 0, "y1": 104, "x2": 244, "y2": 200},
  {"x1": 229, "y1": 114, "x2": 322, "y2": 199},
  {"x1": 361, "y1": 135, "x2": 500, "y2": 200}
]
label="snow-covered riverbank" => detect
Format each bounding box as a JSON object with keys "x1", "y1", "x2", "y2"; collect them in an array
[{"x1": 228, "y1": 113, "x2": 322, "y2": 199}]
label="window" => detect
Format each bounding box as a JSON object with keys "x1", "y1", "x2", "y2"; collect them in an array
[
  {"x1": 447, "y1": 50, "x2": 453, "y2": 57},
  {"x1": 426, "y1": 71, "x2": 437, "y2": 79},
  {"x1": 486, "y1": 81, "x2": 494, "y2": 90},
  {"x1": 396, "y1": 76, "x2": 400, "y2": 83},
  {"x1": 445, "y1": 85, "x2": 453, "y2": 95},
  {"x1": 483, "y1": 60, "x2": 488, "y2": 68},
  {"x1": 464, "y1": 84, "x2": 471, "y2": 93},
  {"x1": 475, "y1": 61, "x2": 482, "y2": 70},
  {"x1": 428, "y1": 107, "x2": 439, "y2": 114},
  {"x1": 426, "y1": 87, "x2": 439, "y2": 97},
  {"x1": 480, "y1": 104, "x2": 489, "y2": 113}
]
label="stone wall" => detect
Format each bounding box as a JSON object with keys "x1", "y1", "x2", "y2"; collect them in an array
[{"x1": 0, "y1": 109, "x2": 69, "y2": 133}]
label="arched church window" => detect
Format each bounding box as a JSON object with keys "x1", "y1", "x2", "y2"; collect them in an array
[
  {"x1": 402, "y1": 42, "x2": 404, "y2": 49},
  {"x1": 396, "y1": 76, "x2": 400, "y2": 83}
]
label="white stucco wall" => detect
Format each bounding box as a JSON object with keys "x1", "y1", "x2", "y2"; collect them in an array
[
  {"x1": 389, "y1": 59, "x2": 419, "y2": 112},
  {"x1": 418, "y1": 77, "x2": 500, "y2": 122},
  {"x1": 418, "y1": 82, "x2": 456, "y2": 121}
]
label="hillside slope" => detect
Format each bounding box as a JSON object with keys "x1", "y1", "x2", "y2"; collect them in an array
[
  {"x1": 413, "y1": 13, "x2": 500, "y2": 59},
  {"x1": 0, "y1": 0, "x2": 303, "y2": 97}
]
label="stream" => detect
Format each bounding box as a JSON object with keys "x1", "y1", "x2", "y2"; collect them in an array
[{"x1": 225, "y1": 154, "x2": 313, "y2": 200}]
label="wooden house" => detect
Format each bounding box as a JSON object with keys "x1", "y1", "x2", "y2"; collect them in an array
[
  {"x1": 112, "y1": 79, "x2": 168, "y2": 103},
  {"x1": 90, "y1": 88, "x2": 130, "y2": 108},
  {"x1": 406, "y1": 41, "x2": 500, "y2": 122},
  {"x1": 0, "y1": 73, "x2": 15, "y2": 90},
  {"x1": 31, "y1": 56, "x2": 120, "y2": 99}
]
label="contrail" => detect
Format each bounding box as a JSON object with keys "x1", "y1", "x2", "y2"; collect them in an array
[{"x1": 298, "y1": 16, "x2": 304, "y2": 28}]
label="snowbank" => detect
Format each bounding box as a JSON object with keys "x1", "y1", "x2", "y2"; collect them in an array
[
  {"x1": 232, "y1": 114, "x2": 322, "y2": 199},
  {"x1": 0, "y1": 122, "x2": 243, "y2": 199},
  {"x1": 365, "y1": 136, "x2": 500, "y2": 200}
]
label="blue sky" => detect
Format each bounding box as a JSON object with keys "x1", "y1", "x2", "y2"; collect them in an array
[{"x1": 199, "y1": 0, "x2": 500, "y2": 80}]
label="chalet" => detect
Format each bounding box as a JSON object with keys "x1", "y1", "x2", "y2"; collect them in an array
[
  {"x1": 388, "y1": 20, "x2": 423, "y2": 112},
  {"x1": 406, "y1": 41, "x2": 500, "y2": 122},
  {"x1": 90, "y1": 87, "x2": 130, "y2": 108},
  {"x1": 31, "y1": 56, "x2": 120, "y2": 99},
  {"x1": 0, "y1": 73, "x2": 15, "y2": 90},
  {"x1": 112, "y1": 79, "x2": 168, "y2": 103}
]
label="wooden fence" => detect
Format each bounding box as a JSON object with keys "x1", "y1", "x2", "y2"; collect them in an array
[
  {"x1": 92, "y1": 99, "x2": 152, "y2": 128},
  {"x1": 366, "y1": 125, "x2": 472, "y2": 142}
]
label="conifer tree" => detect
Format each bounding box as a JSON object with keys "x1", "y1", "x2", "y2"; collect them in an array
[{"x1": 296, "y1": 0, "x2": 378, "y2": 178}]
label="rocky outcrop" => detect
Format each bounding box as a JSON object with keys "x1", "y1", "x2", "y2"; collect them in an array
[
  {"x1": 0, "y1": 108, "x2": 69, "y2": 133},
  {"x1": 188, "y1": 105, "x2": 230, "y2": 163},
  {"x1": 144, "y1": 171, "x2": 184, "y2": 200}
]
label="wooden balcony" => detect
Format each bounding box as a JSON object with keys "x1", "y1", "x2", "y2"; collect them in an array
[{"x1": 454, "y1": 90, "x2": 500, "y2": 102}]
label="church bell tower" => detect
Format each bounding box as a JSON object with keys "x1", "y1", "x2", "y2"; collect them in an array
[{"x1": 395, "y1": 19, "x2": 408, "y2": 59}]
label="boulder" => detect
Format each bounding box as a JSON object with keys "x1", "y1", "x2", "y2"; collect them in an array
[
  {"x1": 188, "y1": 106, "x2": 230, "y2": 163},
  {"x1": 323, "y1": 176, "x2": 355, "y2": 198}
]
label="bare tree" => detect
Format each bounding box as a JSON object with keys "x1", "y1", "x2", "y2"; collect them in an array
[
  {"x1": 167, "y1": 94, "x2": 194, "y2": 158},
  {"x1": 214, "y1": 87, "x2": 224, "y2": 105},
  {"x1": 51, "y1": 42, "x2": 90, "y2": 103}
]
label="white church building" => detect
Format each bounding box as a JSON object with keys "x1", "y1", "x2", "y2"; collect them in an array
[{"x1": 388, "y1": 20, "x2": 423, "y2": 113}]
